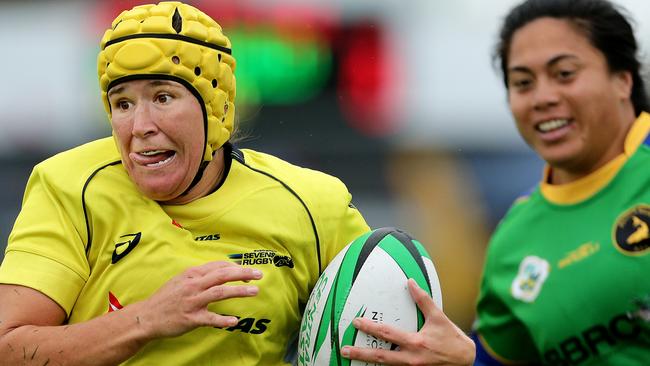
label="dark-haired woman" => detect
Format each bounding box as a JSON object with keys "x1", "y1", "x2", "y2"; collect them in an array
[{"x1": 474, "y1": 0, "x2": 650, "y2": 364}]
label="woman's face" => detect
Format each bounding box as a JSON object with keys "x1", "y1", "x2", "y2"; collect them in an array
[
  {"x1": 108, "y1": 79, "x2": 204, "y2": 201},
  {"x1": 507, "y1": 17, "x2": 633, "y2": 179}
]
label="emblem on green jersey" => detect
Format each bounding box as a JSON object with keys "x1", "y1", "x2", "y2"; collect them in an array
[
  {"x1": 613, "y1": 205, "x2": 650, "y2": 255},
  {"x1": 511, "y1": 256, "x2": 550, "y2": 303}
]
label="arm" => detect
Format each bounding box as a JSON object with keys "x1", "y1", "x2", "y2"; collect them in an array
[
  {"x1": 342, "y1": 279, "x2": 475, "y2": 366},
  {"x1": 0, "y1": 261, "x2": 262, "y2": 366}
]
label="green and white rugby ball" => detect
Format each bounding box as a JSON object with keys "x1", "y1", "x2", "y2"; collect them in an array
[{"x1": 297, "y1": 227, "x2": 442, "y2": 366}]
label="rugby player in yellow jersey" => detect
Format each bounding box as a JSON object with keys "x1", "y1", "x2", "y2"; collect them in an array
[{"x1": 0, "y1": 2, "x2": 474, "y2": 365}]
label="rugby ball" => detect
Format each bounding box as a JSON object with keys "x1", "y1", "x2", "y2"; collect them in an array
[{"x1": 297, "y1": 227, "x2": 442, "y2": 366}]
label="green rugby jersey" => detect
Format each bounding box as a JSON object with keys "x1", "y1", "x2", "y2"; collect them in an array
[
  {"x1": 0, "y1": 137, "x2": 369, "y2": 365},
  {"x1": 476, "y1": 112, "x2": 650, "y2": 365}
]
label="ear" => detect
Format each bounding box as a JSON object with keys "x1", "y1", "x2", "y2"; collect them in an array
[{"x1": 612, "y1": 70, "x2": 633, "y2": 100}]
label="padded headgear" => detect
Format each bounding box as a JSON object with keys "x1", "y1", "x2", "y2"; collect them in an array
[{"x1": 98, "y1": 1, "x2": 236, "y2": 161}]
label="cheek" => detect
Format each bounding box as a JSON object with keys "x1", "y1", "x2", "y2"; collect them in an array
[
  {"x1": 111, "y1": 119, "x2": 131, "y2": 142},
  {"x1": 508, "y1": 94, "x2": 528, "y2": 124},
  {"x1": 110, "y1": 122, "x2": 134, "y2": 158}
]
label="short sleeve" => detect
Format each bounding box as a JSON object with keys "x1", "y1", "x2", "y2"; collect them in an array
[
  {"x1": 0, "y1": 165, "x2": 89, "y2": 315},
  {"x1": 475, "y1": 258, "x2": 539, "y2": 364},
  {"x1": 319, "y1": 191, "x2": 370, "y2": 272}
]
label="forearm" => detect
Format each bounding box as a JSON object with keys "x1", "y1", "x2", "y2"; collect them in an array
[{"x1": 0, "y1": 301, "x2": 153, "y2": 366}]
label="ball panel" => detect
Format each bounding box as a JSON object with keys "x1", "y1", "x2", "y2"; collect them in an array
[
  {"x1": 377, "y1": 235, "x2": 432, "y2": 296},
  {"x1": 298, "y1": 244, "x2": 350, "y2": 365},
  {"x1": 351, "y1": 227, "x2": 395, "y2": 282},
  {"x1": 329, "y1": 233, "x2": 373, "y2": 363},
  {"x1": 340, "y1": 248, "x2": 418, "y2": 365},
  {"x1": 377, "y1": 233, "x2": 434, "y2": 329},
  {"x1": 423, "y1": 257, "x2": 443, "y2": 309},
  {"x1": 412, "y1": 239, "x2": 432, "y2": 260}
]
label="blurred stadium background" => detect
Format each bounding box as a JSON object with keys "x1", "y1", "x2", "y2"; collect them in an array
[{"x1": 1, "y1": 0, "x2": 649, "y2": 331}]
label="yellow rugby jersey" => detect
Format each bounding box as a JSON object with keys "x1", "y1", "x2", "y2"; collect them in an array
[{"x1": 0, "y1": 137, "x2": 370, "y2": 365}]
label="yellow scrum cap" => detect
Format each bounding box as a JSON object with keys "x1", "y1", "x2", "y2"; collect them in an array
[{"x1": 97, "y1": 1, "x2": 236, "y2": 161}]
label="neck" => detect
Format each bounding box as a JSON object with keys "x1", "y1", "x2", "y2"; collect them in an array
[{"x1": 163, "y1": 148, "x2": 226, "y2": 205}]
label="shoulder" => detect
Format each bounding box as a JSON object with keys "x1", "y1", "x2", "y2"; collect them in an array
[
  {"x1": 234, "y1": 148, "x2": 352, "y2": 201},
  {"x1": 30, "y1": 137, "x2": 122, "y2": 195},
  {"x1": 483, "y1": 185, "x2": 541, "y2": 263},
  {"x1": 492, "y1": 185, "x2": 540, "y2": 237}
]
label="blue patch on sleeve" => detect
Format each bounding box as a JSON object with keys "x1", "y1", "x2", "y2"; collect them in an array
[{"x1": 471, "y1": 332, "x2": 505, "y2": 366}]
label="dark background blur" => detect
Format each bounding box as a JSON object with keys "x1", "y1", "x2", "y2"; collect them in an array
[{"x1": 1, "y1": 0, "x2": 648, "y2": 331}]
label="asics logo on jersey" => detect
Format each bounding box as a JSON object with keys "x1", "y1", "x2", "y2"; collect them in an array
[
  {"x1": 224, "y1": 316, "x2": 271, "y2": 334},
  {"x1": 613, "y1": 205, "x2": 650, "y2": 254},
  {"x1": 228, "y1": 250, "x2": 294, "y2": 268},
  {"x1": 112, "y1": 232, "x2": 142, "y2": 264}
]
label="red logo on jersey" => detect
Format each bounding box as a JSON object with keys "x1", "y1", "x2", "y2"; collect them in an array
[
  {"x1": 172, "y1": 219, "x2": 183, "y2": 228},
  {"x1": 108, "y1": 291, "x2": 124, "y2": 312}
]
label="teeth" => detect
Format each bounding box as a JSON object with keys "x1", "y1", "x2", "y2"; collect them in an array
[
  {"x1": 140, "y1": 150, "x2": 167, "y2": 156},
  {"x1": 538, "y1": 119, "x2": 569, "y2": 132},
  {"x1": 146, "y1": 155, "x2": 174, "y2": 167}
]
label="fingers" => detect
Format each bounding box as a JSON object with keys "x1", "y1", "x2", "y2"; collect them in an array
[
  {"x1": 194, "y1": 283, "x2": 259, "y2": 305},
  {"x1": 407, "y1": 278, "x2": 440, "y2": 320},
  {"x1": 205, "y1": 313, "x2": 240, "y2": 329},
  {"x1": 188, "y1": 262, "x2": 263, "y2": 290},
  {"x1": 184, "y1": 260, "x2": 237, "y2": 278},
  {"x1": 351, "y1": 317, "x2": 409, "y2": 346},
  {"x1": 341, "y1": 345, "x2": 403, "y2": 365}
]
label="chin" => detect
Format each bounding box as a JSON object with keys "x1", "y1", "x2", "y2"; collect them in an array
[
  {"x1": 537, "y1": 144, "x2": 582, "y2": 167},
  {"x1": 131, "y1": 171, "x2": 188, "y2": 199},
  {"x1": 135, "y1": 182, "x2": 182, "y2": 202}
]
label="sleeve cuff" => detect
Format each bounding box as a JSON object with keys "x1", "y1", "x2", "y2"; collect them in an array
[{"x1": 0, "y1": 250, "x2": 86, "y2": 316}]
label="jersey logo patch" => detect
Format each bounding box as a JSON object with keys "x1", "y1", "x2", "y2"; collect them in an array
[
  {"x1": 112, "y1": 232, "x2": 142, "y2": 264},
  {"x1": 613, "y1": 205, "x2": 650, "y2": 254},
  {"x1": 511, "y1": 256, "x2": 550, "y2": 303},
  {"x1": 108, "y1": 291, "x2": 124, "y2": 312},
  {"x1": 228, "y1": 249, "x2": 294, "y2": 268}
]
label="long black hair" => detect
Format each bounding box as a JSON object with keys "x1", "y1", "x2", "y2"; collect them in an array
[{"x1": 494, "y1": 0, "x2": 649, "y2": 115}]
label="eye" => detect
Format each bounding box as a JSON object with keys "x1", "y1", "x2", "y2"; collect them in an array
[
  {"x1": 509, "y1": 77, "x2": 533, "y2": 91},
  {"x1": 115, "y1": 100, "x2": 131, "y2": 111},
  {"x1": 156, "y1": 93, "x2": 173, "y2": 104},
  {"x1": 556, "y1": 69, "x2": 576, "y2": 81}
]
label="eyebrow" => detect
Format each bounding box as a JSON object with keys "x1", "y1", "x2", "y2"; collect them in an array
[
  {"x1": 107, "y1": 85, "x2": 125, "y2": 98},
  {"x1": 148, "y1": 80, "x2": 177, "y2": 88},
  {"x1": 507, "y1": 54, "x2": 579, "y2": 74},
  {"x1": 107, "y1": 80, "x2": 180, "y2": 98}
]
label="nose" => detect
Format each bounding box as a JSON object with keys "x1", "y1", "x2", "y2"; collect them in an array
[
  {"x1": 131, "y1": 102, "x2": 158, "y2": 138},
  {"x1": 532, "y1": 78, "x2": 560, "y2": 111}
]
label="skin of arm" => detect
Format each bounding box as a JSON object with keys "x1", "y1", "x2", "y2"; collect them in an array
[{"x1": 0, "y1": 261, "x2": 262, "y2": 366}]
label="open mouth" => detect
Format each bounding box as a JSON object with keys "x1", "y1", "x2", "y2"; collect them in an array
[
  {"x1": 133, "y1": 149, "x2": 176, "y2": 167},
  {"x1": 536, "y1": 118, "x2": 571, "y2": 133}
]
